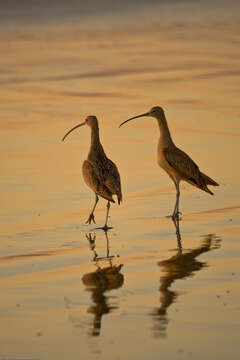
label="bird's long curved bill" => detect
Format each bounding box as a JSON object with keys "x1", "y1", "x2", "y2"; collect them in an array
[
  {"x1": 62, "y1": 122, "x2": 85, "y2": 141},
  {"x1": 119, "y1": 112, "x2": 150, "y2": 128}
]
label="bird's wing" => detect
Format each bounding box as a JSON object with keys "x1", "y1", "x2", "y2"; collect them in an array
[
  {"x1": 104, "y1": 159, "x2": 122, "y2": 204},
  {"x1": 82, "y1": 160, "x2": 114, "y2": 201},
  {"x1": 163, "y1": 146, "x2": 201, "y2": 186}
]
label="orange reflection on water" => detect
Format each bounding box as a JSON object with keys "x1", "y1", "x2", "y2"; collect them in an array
[{"x1": 1, "y1": 5, "x2": 240, "y2": 359}]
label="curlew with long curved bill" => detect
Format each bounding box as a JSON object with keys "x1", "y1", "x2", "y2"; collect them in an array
[
  {"x1": 119, "y1": 106, "x2": 218, "y2": 219},
  {"x1": 62, "y1": 115, "x2": 122, "y2": 230}
]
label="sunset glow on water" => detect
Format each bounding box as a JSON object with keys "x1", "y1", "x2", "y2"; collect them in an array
[{"x1": 1, "y1": 1, "x2": 240, "y2": 359}]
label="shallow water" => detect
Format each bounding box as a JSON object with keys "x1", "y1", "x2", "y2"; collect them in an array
[{"x1": 1, "y1": 1, "x2": 240, "y2": 359}]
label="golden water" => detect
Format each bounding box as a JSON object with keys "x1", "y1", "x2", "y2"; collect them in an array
[{"x1": 1, "y1": 1, "x2": 240, "y2": 359}]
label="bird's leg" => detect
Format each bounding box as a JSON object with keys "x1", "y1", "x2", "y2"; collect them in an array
[
  {"x1": 172, "y1": 181, "x2": 181, "y2": 220},
  {"x1": 86, "y1": 194, "x2": 99, "y2": 224},
  {"x1": 101, "y1": 201, "x2": 112, "y2": 231}
]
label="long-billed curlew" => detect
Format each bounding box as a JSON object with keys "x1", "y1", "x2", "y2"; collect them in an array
[
  {"x1": 62, "y1": 115, "x2": 122, "y2": 230},
  {"x1": 119, "y1": 106, "x2": 218, "y2": 219}
]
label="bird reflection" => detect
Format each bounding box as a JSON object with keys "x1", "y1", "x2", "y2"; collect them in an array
[
  {"x1": 151, "y1": 220, "x2": 221, "y2": 338},
  {"x1": 82, "y1": 231, "x2": 124, "y2": 336},
  {"x1": 172, "y1": 216, "x2": 182, "y2": 252}
]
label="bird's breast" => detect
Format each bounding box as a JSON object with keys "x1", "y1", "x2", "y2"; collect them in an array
[
  {"x1": 157, "y1": 147, "x2": 169, "y2": 170},
  {"x1": 157, "y1": 143, "x2": 178, "y2": 180}
]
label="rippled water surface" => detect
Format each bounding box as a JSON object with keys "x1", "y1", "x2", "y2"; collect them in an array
[{"x1": 1, "y1": 1, "x2": 240, "y2": 359}]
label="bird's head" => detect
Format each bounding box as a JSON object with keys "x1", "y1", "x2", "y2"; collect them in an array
[
  {"x1": 148, "y1": 106, "x2": 165, "y2": 117},
  {"x1": 62, "y1": 115, "x2": 99, "y2": 141},
  {"x1": 119, "y1": 106, "x2": 165, "y2": 128},
  {"x1": 85, "y1": 115, "x2": 98, "y2": 128}
]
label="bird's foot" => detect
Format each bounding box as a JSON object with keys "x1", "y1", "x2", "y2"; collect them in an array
[
  {"x1": 86, "y1": 213, "x2": 96, "y2": 225},
  {"x1": 166, "y1": 212, "x2": 182, "y2": 221},
  {"x1": 96, "y1": 225, "x2": 113, "y2": 232},
  {"x1": 172, "y1": 211, "x2": 182, "y2": 221}
]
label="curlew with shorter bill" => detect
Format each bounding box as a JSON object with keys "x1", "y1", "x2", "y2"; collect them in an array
[
  {"x1": 119, "y1": 106, "x2": 218, "y2": 219},
  {"x1": 62, "y1": 115, "x2": 122, "y2": 230}
]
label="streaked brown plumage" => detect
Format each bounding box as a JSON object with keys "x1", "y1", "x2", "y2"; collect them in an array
[
  {"x1": 62, "y1": 115, "x2": 122, "y2": 230},
  {"x1": 119, "y1": 106, "x2": 218, "y2": 219}
]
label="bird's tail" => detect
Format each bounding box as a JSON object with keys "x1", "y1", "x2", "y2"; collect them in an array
[
  {"x1": 117, "y1": 192, "x2": 122, "y2": 205},
  {"x1": 200, "y1": 172, "x2": 219, "y2": 186},
  {"x1": 98, "y1": 185, "x2": 115, "y2": 203},
  {"x1": 199, "y1": 172, "x2": 219, "y2": 195},
  {"x1": 203, "y1": 186, "x2": 214, "y2": 195}
]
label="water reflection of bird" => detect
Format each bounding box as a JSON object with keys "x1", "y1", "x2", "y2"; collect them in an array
[
  {"x1": 62, "y1": 115, "x2": 122, "y2": 230},
  {"x1": 82, "y1": 231, "x2": 124, "y2": 336},
  {"x1": 151, "y1": 222, "x2": 221, "y2": 338},
  {"x1": 119, "y1": 106, "x2": 219, "y2": 219}
]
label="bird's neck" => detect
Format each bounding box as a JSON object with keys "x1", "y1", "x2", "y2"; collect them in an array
[
  {"x1": 156, "y1": 114, "x2": 174, "y2": 148},
  {"x1": 88, "y1": 125, "x2": 106, "y2": 159}
]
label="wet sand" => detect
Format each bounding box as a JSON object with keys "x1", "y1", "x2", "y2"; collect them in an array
[{"x1": 1, "y1": 1, "x2": 240, "y2": 359}]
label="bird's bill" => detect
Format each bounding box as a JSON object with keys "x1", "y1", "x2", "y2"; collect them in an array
[
  {"x1": 119, "y1": 112, "x2": 150, "y2": 128},
  {"x1": 62, "y1": 121, "x2": 86, "y2": 141}
]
